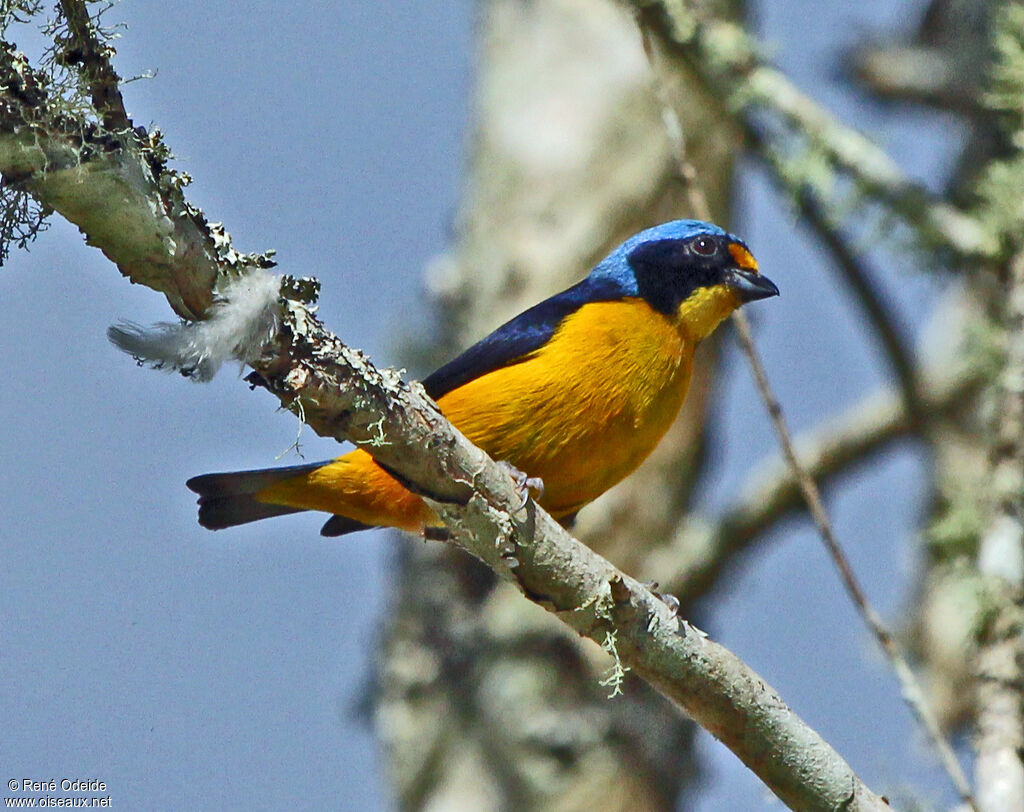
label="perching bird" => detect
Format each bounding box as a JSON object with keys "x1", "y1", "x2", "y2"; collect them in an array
[{"x1": 187, "y1": 219, "x2": 778, "y2": 537}]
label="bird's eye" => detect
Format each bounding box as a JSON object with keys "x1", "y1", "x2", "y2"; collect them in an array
[{"x1": 691, "y1": 236, "x2": 718, "y2": 257}]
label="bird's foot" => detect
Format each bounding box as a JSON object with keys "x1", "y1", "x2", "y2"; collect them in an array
[{"x1": 497, "y1": 460, "x2": 545, "y2": 509}]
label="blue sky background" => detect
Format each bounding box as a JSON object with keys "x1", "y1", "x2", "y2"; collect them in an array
[{"x1": 2, "y1": 1, "x2": 970, "y2": 809}]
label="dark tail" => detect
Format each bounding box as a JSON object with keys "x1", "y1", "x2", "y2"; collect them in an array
[
  {"x1": 186, "y1": 460, "x2": 376, "y2": 536},
  {"x1": 186, "y1": 461, "x2": 329, "y2": 530}
]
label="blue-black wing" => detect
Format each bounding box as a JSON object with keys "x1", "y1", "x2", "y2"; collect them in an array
[{"x1": 422, "y1": 276, "x2": 626, "y2": 400}]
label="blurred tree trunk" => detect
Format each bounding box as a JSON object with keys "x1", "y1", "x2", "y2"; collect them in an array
[{"x1": 373, "y1": 1, "x2": 741, "y2": 809}]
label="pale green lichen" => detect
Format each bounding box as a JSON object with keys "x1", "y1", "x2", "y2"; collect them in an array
[
  {"x1": 928, "y1": 495, "x2": 986, "y2": 558},
  {"x1": 985, "y1": 4, "x2": 1024, "y2": 119},
  {"x1": 574, "y1": 579, "x2": 615, "y2": 625},
  {"x1": 973, "y1": 156, "x2": 1024, "y2": 250},
  {"x1": 276, "y1": 396, "x2": 309, "y2": 460},
  {"x1": 365, "y1": 414, "x2": 390, "y2": 447},
  {"x1": 598, "y1": 630, "x2": 630, "y2": 699},
  {"x1": 962, "y1": 310, "x2": 1009, "y2": 380},
  {"x1": 973, "y1": 5, "x2": 1024, "y2": 252}
]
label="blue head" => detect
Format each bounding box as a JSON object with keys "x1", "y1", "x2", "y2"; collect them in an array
[
  {"x1": 590, "y1": 219, "x2": 778, "y2": 317},
  {"x1": 420, "y1": 220, "x2": 776, "y2": 398}
]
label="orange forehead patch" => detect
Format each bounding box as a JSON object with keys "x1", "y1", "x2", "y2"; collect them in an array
[{"x1": 728, "y1": 242, "x2": 759, "y2": 272}]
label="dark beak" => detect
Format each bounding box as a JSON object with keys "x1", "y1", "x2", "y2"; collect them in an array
[{"x1": 727, "y1": 268, "x2": 779, "y2": 303}]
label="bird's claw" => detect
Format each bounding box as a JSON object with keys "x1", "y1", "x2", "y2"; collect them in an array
[
  {"x1": 659, "y1": 592, "x2": 681, "y2": 617},
  {"x1": 497, "y1": 461, "x2": 545, "y2": 509},
  {"x1": 642, "y1": 581, "x2": 681, "y2": 617}
]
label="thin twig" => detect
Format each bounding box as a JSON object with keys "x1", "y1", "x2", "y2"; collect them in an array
[
  {"x1": 57, "y1": 0, "x2": 131, "y2": 132},
  {"x1": 732, "y1": 310, "x2": 976, "y2": 810},
  {"x1": 636, "y1": 14, "x2": 978, "y2": 809}
]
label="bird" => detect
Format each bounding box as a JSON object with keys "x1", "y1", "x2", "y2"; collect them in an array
[{"x1": 187, "y1": 219, "x2": 778, "y2": 537}]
